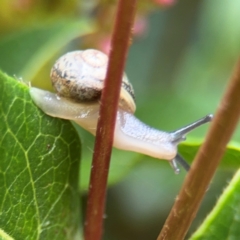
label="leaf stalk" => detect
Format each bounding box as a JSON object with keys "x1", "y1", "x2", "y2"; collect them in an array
[
  {"x1": 84, "y1": 1, "x2": 137, "y2": 240},
  {"x1": 157, "y1": 60, "x2": 240, "y2": 240}
]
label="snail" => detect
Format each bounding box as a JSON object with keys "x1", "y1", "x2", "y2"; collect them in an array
[{"x1": 29, "y1": 49, "x2": 213, "y2": 173}]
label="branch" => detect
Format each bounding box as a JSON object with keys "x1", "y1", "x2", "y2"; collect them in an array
[
  {"x1": 84, "y1": 1, "x2": 136, "y2": 240},
  {"x1": 157, "y1": 59, "x2": 240, "y2": 240}
]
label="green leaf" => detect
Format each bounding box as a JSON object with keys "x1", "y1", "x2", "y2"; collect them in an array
[
  {"x1": 0, "y1": 229, "x2": 14, "y2": 240},
  {"x1": 190, "y1": 169, "x2": 240, "y2": 240},
  {"x1": 0, "y1": 71, "x2": 82, "y2": 239},
  {"x1": 179, "y1": 140, "x2": 240, "y2": 169}
]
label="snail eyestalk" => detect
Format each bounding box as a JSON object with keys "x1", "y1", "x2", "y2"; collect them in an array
[
  {"x1": 173, "y1": 154, "x2": 191, "y2": 172},
  {"x1": 169, "y1": 159, "x2": 181, "y2": 174},
  {"x1": 171, "y1": 114, "x2": 213, "y2": 143},
  {"x1": 169, "y1": 114, "x2": 213, "y2": 173}
]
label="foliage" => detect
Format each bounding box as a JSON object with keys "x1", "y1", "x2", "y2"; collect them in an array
[
  {"x1": 0, "y1": 72, "x2": 81, "y2": 239},
  {"x1": 190, "y1": 169, "x2": 240, "y2": 240}
]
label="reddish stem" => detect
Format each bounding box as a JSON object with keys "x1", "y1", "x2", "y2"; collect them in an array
[
  {"x1": 157, "y1": 60, "x2": 240, "y2": 240},
  {"x1": 84, "y1": 1, "x2": 136, "y2": 240}
]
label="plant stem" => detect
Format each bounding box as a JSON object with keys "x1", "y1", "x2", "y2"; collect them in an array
[
  {"x1": 84, "y1": 1, "x2": 136, "y2": 240},
  {"x1": 157, "y1": 60, "x2": 240, "y2": 240}
]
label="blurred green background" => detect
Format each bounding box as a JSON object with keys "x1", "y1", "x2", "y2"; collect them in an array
[{"x1": 0, "y1": 0, "x2": 240, "y2": 239}]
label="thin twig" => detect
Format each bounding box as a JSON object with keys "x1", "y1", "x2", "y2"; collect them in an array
[
  {"x1": 157, "y1": 59, "x2": 240, "y2": 240},
  {"x1": 84, "y1": 1, "x2": 136, "y2": 240}
]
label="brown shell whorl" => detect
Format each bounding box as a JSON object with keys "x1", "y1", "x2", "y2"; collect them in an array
[
  {"x1": 50, "y1": 49, "x2": 136, "y2": 112},
  {"x1": 51, "y1": 49, "x2": 107, "y2": 102}
]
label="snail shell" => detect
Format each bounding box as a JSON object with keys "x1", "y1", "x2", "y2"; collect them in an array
[{"x1": 50, "y1": 49, "x2": 136, "y2": 113}]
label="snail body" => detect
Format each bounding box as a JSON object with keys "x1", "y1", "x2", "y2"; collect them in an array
[{"x1": 30, "y1": 49, "x2": 212, "y2": 173}]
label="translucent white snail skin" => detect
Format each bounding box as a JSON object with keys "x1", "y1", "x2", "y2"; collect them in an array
[{"x1": 29, "y1": 49, "x2": 213, "y2": 174}]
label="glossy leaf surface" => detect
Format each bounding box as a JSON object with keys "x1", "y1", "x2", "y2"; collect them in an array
[{"x1": 0, "y1": 72, "x2": 81, "y2": 240}]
